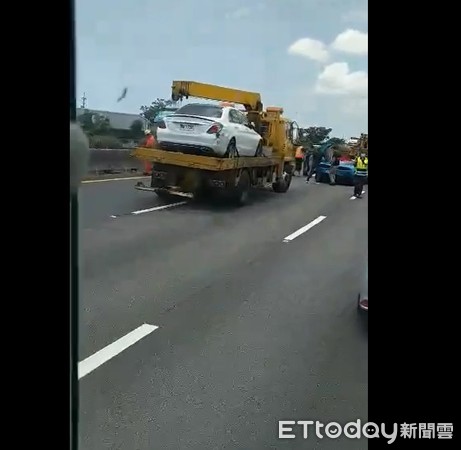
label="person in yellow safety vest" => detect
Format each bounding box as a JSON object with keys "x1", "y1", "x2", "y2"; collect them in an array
[
  {"x1": 295, "y1": 146, "x2": 304, "y2": 175},
  {"x1": 353, "y1": 152, "x2": 368, "y2": 198}
]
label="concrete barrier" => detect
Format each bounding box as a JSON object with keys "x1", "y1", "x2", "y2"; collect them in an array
[{"x1": 88, "y1": 148, "x2": 144, "y2": 175}]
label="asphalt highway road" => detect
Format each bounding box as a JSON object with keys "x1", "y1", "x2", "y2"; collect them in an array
[{"x1": 79, "y1": 176, "x2": 368, "y2": 450}]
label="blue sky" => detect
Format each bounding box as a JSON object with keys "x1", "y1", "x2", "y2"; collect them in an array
[{"x1": 76, "y1": 0, "x2": 367, "y2": 138}]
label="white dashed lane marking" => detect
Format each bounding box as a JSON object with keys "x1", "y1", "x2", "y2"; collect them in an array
[
  {"x1": 282, "y1": 215, "x2": 327, "y2": 243},
  {"x1": 78, "y1": 324, "x2": 159, "y2": 379}
]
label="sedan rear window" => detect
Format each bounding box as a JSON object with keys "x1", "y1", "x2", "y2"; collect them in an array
[{"x1": 174, "y1": 104, "x2": 223, "y2": 118}]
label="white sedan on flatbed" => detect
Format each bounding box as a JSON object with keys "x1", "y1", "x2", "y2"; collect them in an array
[{"x1": 156, "y1": 103, "x2": 263, "y2": 158}]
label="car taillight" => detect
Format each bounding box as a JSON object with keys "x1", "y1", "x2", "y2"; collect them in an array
[
  {"x1": 206, "y1": 123, "x2": 223, "y2": 134},
  {"x1": 359, "y1": 299, "x2": 368, "y2": 310},
  {"x1": 157, "y1": 120, "x2": 166, "y2": 129}
]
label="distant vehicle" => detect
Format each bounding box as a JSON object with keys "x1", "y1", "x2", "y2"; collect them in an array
[
  {"x1": 156, "y1": 103, "x2": 263, "y2": 158},
  {"x1": 334, "y1": 161, "x2": 356, "y2": 185},
  {"x1": 315, "y1": 160, "x2": 356, "y2": 185},
  {"x1": 357, "y1": 262, "x2": 368, "y2": 315}
]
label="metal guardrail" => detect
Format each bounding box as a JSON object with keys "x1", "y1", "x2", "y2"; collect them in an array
[{"x1": 87, "y1": 148, "x2": 144, "y2": 174}]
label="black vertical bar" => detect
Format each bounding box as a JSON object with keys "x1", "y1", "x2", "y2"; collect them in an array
[
  {"x1": 69, "y1": 1, "x2": 79, "y2": 450},
  {"x1": 70, "y1": 0, "x2": 76, "y2": 121}
]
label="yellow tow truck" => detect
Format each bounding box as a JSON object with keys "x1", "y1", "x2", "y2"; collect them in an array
[
  {"x1": 349, "y1": 133, "x2": 368, "y2": 157},
  {"x1": 132, "y1": 81, "x2": 299, "y2": 205}
]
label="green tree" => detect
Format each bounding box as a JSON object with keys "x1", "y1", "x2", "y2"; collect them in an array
[
  {"x1": 299, "y1": 126, "x2": 332, "y2": 145},
  {"x1": 130, "y1": 119, "x2": 145, "y2": 139},
  {"x1": 326, "y1": 137, "x2": 346, "y2": 146},
  {"x1": 92, "y1": 113, "x2": 111, "y2": 134},
  {"x1": 77, "y1": 110, "x2": 95, "y2": 133},
  {"x1": 140, "y1": 98, "x2": 174, "y2": 123},
  {"x1": 78, "y1": 110, "x2": 111, "y2": 135}
]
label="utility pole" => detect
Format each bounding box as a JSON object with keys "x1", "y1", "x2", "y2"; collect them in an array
[{"x1": 80, "y1": 92, "x2": 87, "y2": 108}]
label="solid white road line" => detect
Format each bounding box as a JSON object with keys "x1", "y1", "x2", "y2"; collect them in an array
[
  {"x1": 82, "y1": 176, "x2": 149, "y2": 184},
  {"x1": 283, "y1": 215, "x2": 327, "y2": 243},
  {"x1": 131, "y1": 201, "x2": 188, "y2": 215},
  {"x1": 111, "y1": 201, "x2": 188, "y2": 218},
  {"x1": 78, "y1": 324, "x2": 158, "y2": 379},
  {"x1": 350, "y1": 190, "x2": 366, "y2": 200}
]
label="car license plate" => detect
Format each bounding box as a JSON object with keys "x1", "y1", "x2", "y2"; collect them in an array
[{"x1": 180, "y1": 123, "x2": 194, "y2": 131}]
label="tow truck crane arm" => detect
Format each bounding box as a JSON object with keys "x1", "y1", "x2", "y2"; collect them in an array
[
  {"x1": 171, "y1": 81, "x2": 263, "y2": 113},
  {"x1": 349, "y1": 133, "x2": 368, "y2": 157}
]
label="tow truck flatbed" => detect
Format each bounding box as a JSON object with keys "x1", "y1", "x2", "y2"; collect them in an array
[
  {"x1": 131, "y1": 147, "x2": 293, "y2": 171},
  {"x1": 131, "y1": 80, "x2": 299, "y2": 205}
]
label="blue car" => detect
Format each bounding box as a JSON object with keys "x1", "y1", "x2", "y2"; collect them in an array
[{"x1": 315, "y1": 161, "x2": 356, "y2": 185}]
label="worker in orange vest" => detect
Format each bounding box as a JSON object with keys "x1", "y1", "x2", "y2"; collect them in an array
[
  {"x1": 142, "y1": 129, "x2": 155, "y2": 175},
  {"x1": 143, "y1": 129, "x2": 155, "y2": 147}
]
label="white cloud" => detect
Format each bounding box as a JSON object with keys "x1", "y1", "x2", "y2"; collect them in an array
[
  {"x1": 342, "y1": 10, "x2": 368, "y2": 23},
  {"x1": 287, "y1": 29, "x2": 368, "y2": 130},
  {"x1": 225, "y1": 7, "x2": 251, "y2": 20},
  {"x1": 331, "y1": 29, "x2": 368, "y2": 55},
  {"x1": 287, "y1": 28, "x2": 368, "y2": 62},
  {"x1": 315, "y1": 62, "x2": 368, "y2": 97},
  {"x1": 287, "y1": 38, "x2": 330, "y2": 63}
]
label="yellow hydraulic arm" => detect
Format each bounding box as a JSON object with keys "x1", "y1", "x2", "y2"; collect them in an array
[
  {"x1": 360, "y1": 133, "x2": 368, "y2": 152},
  {"x1": 171, "y1": 81, "x2": 263, "y2": 113}
]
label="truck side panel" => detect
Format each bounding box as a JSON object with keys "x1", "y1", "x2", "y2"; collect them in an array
[{"x1": 132, "y1": 147, "x2": 286, "y2": 171}]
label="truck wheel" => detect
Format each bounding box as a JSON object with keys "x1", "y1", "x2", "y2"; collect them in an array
[
  {"x1": 155, "y1": 190, "x2": 172, "y2": 200},
  {"x1": 225, "y1": 139, "x2": 239, "y2": 158},
  {"x1": 233, "y1": 170, "x2": 251, "y2": 205},
  {"x1": 272, "y1": 171, "x2": 292, "y2": 193},
  {"x1": 194, "y1": 185, "x2": 213, "y2": 202}
]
